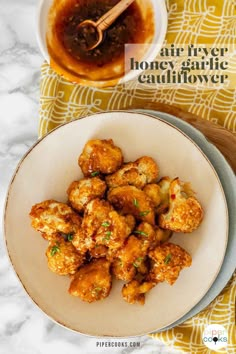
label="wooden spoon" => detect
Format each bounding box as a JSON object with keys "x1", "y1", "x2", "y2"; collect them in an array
[{"x1": 77, "y1": 0, "x2": 135, "y2": 51}]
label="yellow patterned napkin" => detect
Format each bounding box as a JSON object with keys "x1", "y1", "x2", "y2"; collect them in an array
[
  {"x1": 150, "y1": 274, "x2": 236, "y2": 353},
  {"x1": 39, "y1": 0, "x2": 236, "y2": 352}
]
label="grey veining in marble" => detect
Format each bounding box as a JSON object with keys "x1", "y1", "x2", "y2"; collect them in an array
[{"x1": 0, "y1": 1, "x2": 182, "y2": 353}]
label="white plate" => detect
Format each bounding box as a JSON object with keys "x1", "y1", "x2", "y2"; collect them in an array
[{"x1": 4, "y1": 111, "x2": 228, "y2": 337}]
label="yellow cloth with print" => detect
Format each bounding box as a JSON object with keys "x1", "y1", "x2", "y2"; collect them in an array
[{"x1": 39, "y1": 0, "x2": 236, "y2": 353}]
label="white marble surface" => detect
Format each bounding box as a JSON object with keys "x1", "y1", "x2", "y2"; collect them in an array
[{"x1": 0, "y1": 1, "x2": 182, "y2": 353}]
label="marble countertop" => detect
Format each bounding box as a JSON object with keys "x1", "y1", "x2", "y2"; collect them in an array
[{"x1": 0, "y1": 1, "x2": 182, "y2": 353}]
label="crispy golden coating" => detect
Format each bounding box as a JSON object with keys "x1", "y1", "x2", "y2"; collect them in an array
[
  {"x1": 112, "y1": 258, "x2": 136, "y2": 281},
  {"x1": 112, "y1": 235, "x2": 147, "y2": 281},
  {"x1": 72, "y1": 199, "x2": 112, "y2": 253},
  {"x1": 41, "y1": 232, "x2": 62, "y2": 242},
  {"x1": 95, "y1": 211, "x2": 134, "y2": 250},
  {"x1": 122, "y1": 280, "x2": 154, "y2": 305},
  {"x1": 67, "y1": 177, "x2": 106, "y2": 213},
  {"x1": 29, "y1": 200, "x2": 82, "y2": 235},
  {"x1": 106, "y1": 156, "x2": 158, "y2": 189},
  {"x1": 134, "y1": 222, "x2": 160, "y2": 251},
  {"x1": 78, "y1": 139, "x2": 123, "y2": 177},
  {"x1": 46, "y1": 238, "x2": 84, "y2": 275},
  {"x1": 148, "y1": 243, "x2": 192, "y2": 285},
  {"x1": 108, "y1": 186, "x2": 155, "y2": 225},
  {"x1": 143, "y1": 184, "x2": 161, "y2": 208},
  {"x1": 89, "y1": 245, "x2": 108, "y2": 259},
  {"x1": 159, "y1": 178, "x2": 204, "y2": 233},
  {"x1": 41, "y1": 232, "x2": 79, "y2": 243},
  {"x1": 72, "y1": 199, "x2": 133, "y2": 253},
  {"x1": 155, "y1": 228, "x2": 173, "y2": 243},
  {"x1": 68, "y1": 258, "x2": 112, "y2": 302},
  {"x1": 117, "y1": 235, "x2": 147, "y2": 263}
]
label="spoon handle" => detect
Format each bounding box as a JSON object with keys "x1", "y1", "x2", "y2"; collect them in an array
[{"x1": 96, "y1": 0, "x2": 135, "y2": 32}]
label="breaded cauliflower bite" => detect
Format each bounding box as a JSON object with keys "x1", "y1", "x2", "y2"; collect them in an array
[
  {"x1": 122, "y1": 280, "x2": 154, "y2": 305},
  {"x1": 67, "y1": 177, "x2": 106, "y2": 213},
  {"x1": 148, "y1": 243, "x2": 192, "y2": 285},
  {"x1": 72, "y1": 199, "x2": 112, "y2": 253},
  {"x1": 159, "y1": 178, "x2": 203, "y2": 233},
  {"x1": 112, "y1": 258, "x2": 136, "y2": 282},
  {"x1": 72, "y1": 199, "x2": 134, "y2": 254},
  {"x1": 143, "y1": 184, "x2": 161, "y2": 208},
  {"x1": 134, "y1": 222, "x2": 160, "y2": 250},
  {"x1": 68, "y1": 258, "x2": 112, "y2": 302},
  {"x1": 106, "y1": 156, "x2": 158, "y2": 189},
  {"x1": 108, "y1": 186, "x2": 155, "y2": 225},
  {"x1": 134, "y1": 222, "x2": 172, "y2": 249},
  {"x1": 78, "y1": 139, "x2": 123, "y2": 177},
  {"x1": 46, "y1": 238, "x2": 84, "y2": 275},
  {"x1": 29, "y1": 200, "x2": 82, "y2": 236},
  {"x1": 112, "y1": 235, "x2": 148, "y2": 281}
]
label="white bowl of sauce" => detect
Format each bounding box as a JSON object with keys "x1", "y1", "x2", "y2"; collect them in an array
[{"x1": 37, "y1": 0, "x2": 167, "y2": 87}]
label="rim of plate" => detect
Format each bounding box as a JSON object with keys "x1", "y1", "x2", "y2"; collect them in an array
[{"x1": 3, "y1": 111, "x2": 229, "y2": 337}]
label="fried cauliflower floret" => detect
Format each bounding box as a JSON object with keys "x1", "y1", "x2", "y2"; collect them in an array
[
  {"x1": 134, "y1": 222, "x2": 160, "y2": 250},
  {"x1": 67, "y1": 177, "x2": 106, "y2": 213},
  {"x1": 159, "y1": 178, "x2": 203, "y2": 233},
  {"x1": 95, "y1": 211, "x2": 134, "y2": 250},
  {"x1": 108, "y1": 186, "x2": 155, "y2": 225},
  {"x1": 72, "y1": 199, "x2": 113, "y2": 253},
  {"x1": 143, "y1": 184, "x2": 161, "y2": 208},
  {"x1": 134, "y1": 222, "x2": 172, "y2": 249},
  {"x1": 29, "y1": 200, "x2": 82, "y2": 236},
  {"x1": 112, "y1": 258, "x2": 136, "y2": 282},
  {"x1": 106, "y1": 156, "x2": 158, "y2": 189},
  {"x1": 148, "y1": 243, "x2": 192, "y2": 285},
  {"x1": 68, "y1": 258, "x2": 112, "y2": 302},
  {"x1": 46, "y1": 238, "x2": 84, "y2": 275},
  {"x1": 78, "y1": 139, "x2": 123, "y2": 177},
  {"x1": 112, "y1": 235, "x2": 147, "y2": 281},
  {"x1": 122, "y1": 280, "x2": 154, "y2": 305},
  {"x1": 72, "y1": 199, "x2": 133, "y2": 253}
]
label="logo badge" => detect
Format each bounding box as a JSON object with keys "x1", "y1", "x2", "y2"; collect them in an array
[{"x1": 202, "y1": 324, "x2": 228, "y2": 351}]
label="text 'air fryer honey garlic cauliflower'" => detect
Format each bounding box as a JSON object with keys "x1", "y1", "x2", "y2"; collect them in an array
[{"x1": 29, "y1": 139, "x2": 204, "y2": 305}]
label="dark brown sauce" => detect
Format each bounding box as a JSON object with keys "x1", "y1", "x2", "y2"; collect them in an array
[{"x1": 55, "y1": 0, "x2": 145, "y2": 67}]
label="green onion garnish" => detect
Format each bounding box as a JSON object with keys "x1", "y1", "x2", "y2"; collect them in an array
[
  {"x1": 91, "y1": 171, "x2": 100, "y2": 177},
  {"x1": 103, "y1": 231, "x2": 112, "y2": 242},
  {"x1": 67, "y1": 234, "x2": 74, "y2": 242},
  {"x1": 139, "y1": 210, "x2": 150, "y2": 217},
  {"x1": 102, "y1": 222, "x2": 110, "y2": 227},
  {"x1": 133, "y1": 199, "x2": 139, "y2": 208},
  {"x1": 134, "y1": 230, "x2": 148, "y2": 237},
  {"x1": 50, "y1": 244, "x2": 60, "y2": 256},
  {"x1": 164, "y1": 254, "x2": 172, "y2": 264},
  {"x1": 93, "y1": 287, "x2": 102, "y2": 294}
]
